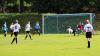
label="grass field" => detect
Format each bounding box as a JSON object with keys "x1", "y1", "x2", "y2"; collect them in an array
[{"x1": 0, "y1": 34, "x2": 100, "y2": 56}]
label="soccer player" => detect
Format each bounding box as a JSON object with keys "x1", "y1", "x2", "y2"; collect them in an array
[
  {"x1": 10, "y1": 22, "x2": 14, "y2": 37},
  {"x1": 79, "y1": 23, "x2": 84, "y2": 34},
  {"x1": 33, "y1": 21, "x2": 40, "y2": 35},
  {"x1": 67, "y1": 26, "x2": 73, "y2": 34},
  {"x1": 77, "y1": 22, "x2": 84, "y2": 35},
  {"x1": 73, "y1": 28, "x2": 76, "y2": 36},
  {"x1": 11, "y1": 20, "x2": 20, "y2": 44},
  {"x1": 84, "y1": 20, "x2": 94, "y2": 48},
  {"x1": 25, "y1": 21, "x2": 32, "y2": 40},
  {"x1": 2, "y1": 22, "x2": 8, "y2": 37},
  {"x1": 77, "y1": 23, "x2": 81, "y2": 35}
]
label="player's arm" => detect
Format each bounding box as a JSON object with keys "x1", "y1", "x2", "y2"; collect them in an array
[{"x1": 19, "y1": 24, "x2": 21, "y2": 29}]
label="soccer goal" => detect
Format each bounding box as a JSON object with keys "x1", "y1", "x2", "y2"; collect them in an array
[{"x1": 42, "y1": 13, "x2": 95, "y2": 34}]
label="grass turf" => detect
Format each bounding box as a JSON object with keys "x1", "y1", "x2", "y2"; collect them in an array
[{"x1": 0, "y1": 34, "x2": 100, "y2": 56}]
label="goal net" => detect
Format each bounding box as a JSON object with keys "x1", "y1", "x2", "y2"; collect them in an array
[{"x1": 42, "y1": 13, "x2": 95, "y2": 34}]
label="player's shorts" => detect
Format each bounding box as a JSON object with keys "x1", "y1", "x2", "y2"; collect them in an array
[
  {"x1": 73, "y1": 30, "x2": 76, "y2": 33},
  {"x1": 34, "y1": 29, "x2": 39, "y2": 32},
  {"x1": 3, "y1": 30, "x2": 7, "y2": 33},
  {"x1": 86, "y1": 32, "x2": 92, "y2": 38},
  {"x1": 26, "y1": 31, "x2": 30, "y2": 33},
  {"x1": 10, "y1": 30, "x2": 13, "y2": 33},
  {"x1": 14, "y1": 32, "x2": 19, "y2": 37}
]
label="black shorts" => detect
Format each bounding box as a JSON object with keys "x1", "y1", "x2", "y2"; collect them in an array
[
  {"x1": 34, "y1": 29, "x2": 39, "y2": 32},
  {"x1": 86, "y1": 32, "x2": 92, "y2": 38},
  {"x1": 26, "y1": 31, "x2": 30, "y2": 34},
  {"x1": 14, "y1": 32, "x2": 19, "y2": 37},
  {"x1": 11, "y1": 30, "x2": 13, "y2": 33}
]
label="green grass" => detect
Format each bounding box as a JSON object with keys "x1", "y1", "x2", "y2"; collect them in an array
[{"x1": 0, "y1": 34, "x2": 100, "y2": 56}]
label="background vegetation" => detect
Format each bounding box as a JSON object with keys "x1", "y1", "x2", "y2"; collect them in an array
[
  {"x1": 0, "y1": 0, "x2": 100, "y2": 33},
  {"x1": 0, "y1": 0, "x2": 100, "y2": 13},
  {"x1": 0, "y1": 13, "x2": 42, "y2": 33}
]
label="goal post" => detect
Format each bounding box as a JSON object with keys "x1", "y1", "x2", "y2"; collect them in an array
[{"x1": 42, "y1": 13, "x2": 95, "y2": 34}]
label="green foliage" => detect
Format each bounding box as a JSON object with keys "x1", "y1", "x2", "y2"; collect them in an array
[
  {"x1": 0, "y1": 0, "x2": 100, "y2": 13},
  {"x1": 0, "y1": 13, "x2": 42, "y2": 33}
]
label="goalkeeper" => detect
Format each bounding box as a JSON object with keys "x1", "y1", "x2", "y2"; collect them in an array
[{"x1": 33, "y1": 21, "x2": 40, "y2": 35}]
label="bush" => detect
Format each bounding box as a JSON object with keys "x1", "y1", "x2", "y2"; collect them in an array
[{"x1": 0, "y1": 13, "x2": 42, "y2": 33}]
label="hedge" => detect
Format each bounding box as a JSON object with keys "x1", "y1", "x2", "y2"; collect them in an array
[{"x1": 0, "y1": 13, "x2": 42, "y2": 33}]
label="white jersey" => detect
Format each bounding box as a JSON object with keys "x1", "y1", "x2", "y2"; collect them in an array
[
  {"x1": 25, "y1": 24, "x2": 30, "y2": 31},
  {"x1": 10, "y1": 25, "x2": 14, "y2": 30},
  {"x1": 13, "y1": 23, "x2": 20, "y2": 32},
  {"x1": 67, "y1": 28, "x2": 73, "y2": 34},
  {"x1": 84, "y1": 23, "x2": 93, "y2": 32}
]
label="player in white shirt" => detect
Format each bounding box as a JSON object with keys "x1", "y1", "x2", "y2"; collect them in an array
[
  {"x1": 11, "y1": 20, "x2": 20, "y2": 44},
  {"x1": 67, "y1": 26, "x2": 73, "y2": 34},
  {"x1": 84, "y1": 20, "x2": 94, "y2": 48},
  {"x1": 25, "y1": 21, "x2": 32, "y2": 40},
  {"x1": 10, "y1": 22, "x2": 14, "y2": 37}
]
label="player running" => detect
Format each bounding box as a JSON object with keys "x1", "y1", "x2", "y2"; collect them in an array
[
  {"x1": 24, "y1": 21, "x2": 32, "y2": 40},
  {"x1": 84, "y1": 20, "x2": 94, "y2": 48},
  {"x1": 11, "y1": 20, "x2": 20, "y2": 44},
  {"x1": 2, "y1": 22, "x2": 8, "y2": 37},
  {"x1": 77, "y1": 22, "x2": 84, "y2": 35},
  {"x1": 67, "y1": 26, "x2": 73, "y2": 34},
  {"x1": 33, "y1": 21, "x2": 40, "y2": 35},
  {"x1": 10, "y1": 22, "x2": 14, "y2": 37}
]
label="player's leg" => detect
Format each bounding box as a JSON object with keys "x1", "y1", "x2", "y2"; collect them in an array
[
  {"x1": 38, "y1": 30, "x2": 40, "y2": 36},
  {"x1": 87, "y1": 38, "x2": 91, "y2": 48},
  {"x1": 73, "y1": 31, "x2": 76, "y2": 36},
  {"x1": 29, "y1": 31, "x2": 32, "y2": 40},
  {"x1": 11, "y1": 30, "x2": 13, "y2": 37},
  {"x1": 25, "y1": 31, "x2": 28, "y2": 40},
  {"x1": 11, "y1": 38, "x2": 16, "y2": 44},
  {"x1": 33, "y1": 29, "x2": 37, "y2": 35},
  {"x1": 86, "y1": 32, "x2": 92, "y2": 48},
  {"x1": 82, "y1": 30, "x2": 84, "y2": 35},
  {"x1": 5, "y1": 31, "x2": 7, "y2": 37},
  {"x1": 4, "y1": 31, "x2": 6, "y2": 37},
  {"x1": 11, "y1": 32, "x2": 16, "y2": 44},
  {"x1": 33, "y1": 30, "x2": 36, "y2": 35},
  {"x1": 80, "y1": 30, "x2": 84, "y2": 35},
  {"x1": 77, "y1": 30, "x2": 80, "y2": 35},
  {"x1": 15, "y1": 32, "x2": 18, "y2": 44}
]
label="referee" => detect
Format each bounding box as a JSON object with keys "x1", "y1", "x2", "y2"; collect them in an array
[{"x1": 84, "y1": 20, "x2": 94, "y2": 48}]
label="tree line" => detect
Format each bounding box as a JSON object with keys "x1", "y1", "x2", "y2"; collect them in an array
[{"x1": 0, "y1": 0, "x2": 100, "y2": 13}]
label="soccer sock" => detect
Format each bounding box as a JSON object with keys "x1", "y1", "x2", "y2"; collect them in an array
[
  {"x1": 25, "y1": 35, "x2": 28, "y2": 40},
  {"x1": 11, "y1": 33, "x2": 13, "y2": 37},
  {"x1": 74, "y1": 32, "x2": 75, "y2": 36},
  {"x1": 11, "y1": 38, "x2": 15, "y2": 44},
  {"x1": 33, "y1": 32, "x2": 35, "y2": 35},
  {"x1": 16, "y1": 38, "x2": 17, "y2": 44},
  {"x1": 38, "y1": 32, "x2": 40, "y2": 36},
  {"x1": 29, "y1": 35, "x2": 32, "y2": 40},
  {"x1": 4, "y1": 34, "x2": 6, "y2": 37},
  {"x1": 88, "y1": 41, "x2": 90, "y2": 48}
]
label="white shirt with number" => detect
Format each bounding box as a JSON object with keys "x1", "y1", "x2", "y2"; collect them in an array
[
  {"x1": 84, "y1": 23, "x2": 93, "y2": 32},
  {"x1": 25, "y1": 24, "x2": 30, "y2": 31},
  {"x1": 13, "y1": 23, "x2": 20, "y2": 32}
]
